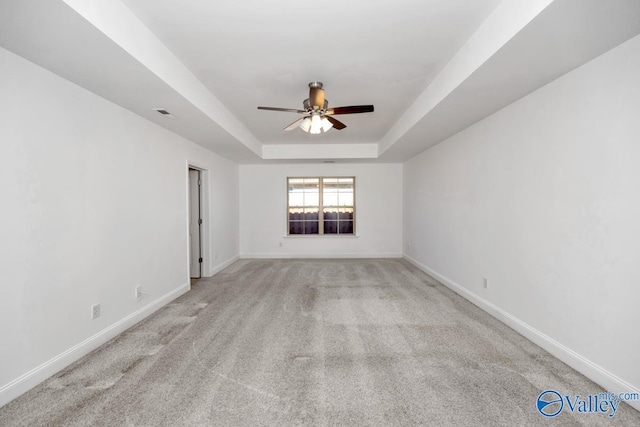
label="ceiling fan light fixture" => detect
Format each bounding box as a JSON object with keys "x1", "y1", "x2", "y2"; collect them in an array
[
  {"x1": 309, "y1": 114, "x2": 323, "y2": 134},
  {"x1": 299, "y1": 117, "x2": 312, "y2": 132},
  {"x1": 321, "y1": 117, "x2": 333, "y2": 132}
]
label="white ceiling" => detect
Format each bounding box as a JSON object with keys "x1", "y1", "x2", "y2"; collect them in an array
[
  {"x1": 1, "y1": 0, "x2": 640, "y2": 163},
  {"x1": 119, "y1": 0, "x2": 501, "y2": 145}
]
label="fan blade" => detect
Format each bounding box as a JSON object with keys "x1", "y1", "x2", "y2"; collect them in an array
[
  {"x1": 326, "y1": 105, "x2": 374, "y2": 115},
  {"x1": 258, "y1": 106, "x2": 305, "y2": 113},
  {"x1": 309, "y1": 87, "x2": 325, "y2": 110},
  {"x1": 325, "y1": 115, "x2": 347, "y2": 130},
  {"x1": 283, "y1": 117, "x2": 306, "y2": 131}
]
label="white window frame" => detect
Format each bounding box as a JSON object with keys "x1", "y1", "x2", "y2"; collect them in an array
[{"x1": 286, "y1": 176, "x2": 356, "y2": 236}]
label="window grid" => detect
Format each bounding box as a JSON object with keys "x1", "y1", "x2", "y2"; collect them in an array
[{"x1": 287, "y1": 177, "x2": 355, "y2": 236}]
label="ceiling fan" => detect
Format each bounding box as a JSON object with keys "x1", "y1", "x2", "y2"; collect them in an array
[{"x1": 257, "y1": 82, "x2": 374, "y2": 134}]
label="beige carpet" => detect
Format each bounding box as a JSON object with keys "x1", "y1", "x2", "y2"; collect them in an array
[{"x1": 1, "y1": 259, "x2": 638, "y2": 426}]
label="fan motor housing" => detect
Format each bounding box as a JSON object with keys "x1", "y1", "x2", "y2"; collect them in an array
[{"x1": 303, "y1": 98, "x2": 328, "y2": 111}]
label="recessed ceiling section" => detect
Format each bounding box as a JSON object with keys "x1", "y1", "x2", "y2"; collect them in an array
[
  {"x1": 0, "y1": 0, "x2": 262, "y2": 162},
  {"x1": 120, "y1": 0, "x2": 503, "y2": 146},
  {"x1": 1, "y1": 0, "x2": 639, "y2": 163},
  {"x1": 379, "y1": 0, "x2": 640, "y2": 161}
]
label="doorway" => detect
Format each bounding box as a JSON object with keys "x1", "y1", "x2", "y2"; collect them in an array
[{"x1": 188, "y1": 168, "x2": 202, "y2": 279}]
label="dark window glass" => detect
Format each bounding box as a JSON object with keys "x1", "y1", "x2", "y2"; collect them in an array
[{"x1": 289, "y1": 221, "x2": 304, "y2": 234}]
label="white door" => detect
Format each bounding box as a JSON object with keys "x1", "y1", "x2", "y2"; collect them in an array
[{"x1": 189, "y1": 169, "x2": 202, "y2": 278}]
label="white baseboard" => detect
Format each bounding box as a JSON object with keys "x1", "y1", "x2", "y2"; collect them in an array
[
  {"x1": 0, "y1": 283, "x2": 190, "y2": 408},
  {"x1": 403, "y1": 254, "x2": 640, "y2": 413},
  {"x1": 240, "y1": 253, "x2": 403, "y2": 259},
  {"x1": 207, "y1": 255, "x2": 239, "y2": 276}
]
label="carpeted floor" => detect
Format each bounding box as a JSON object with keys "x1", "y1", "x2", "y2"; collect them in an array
[{"x1": 1, "y1": 259, "x2": 638, "y2": 426}]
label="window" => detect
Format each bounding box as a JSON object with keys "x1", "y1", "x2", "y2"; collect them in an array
[{"x1": 287, "y1": 177, "x2": 355, "y2": 235}]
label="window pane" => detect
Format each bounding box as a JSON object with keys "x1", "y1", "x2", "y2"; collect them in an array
[
  {"x1": 323, "y1": 209, "x2": 338, "y2": 220},
  {"x1": 304, "y1": 221, "x2": 319, "y2": 234},
  {"x1": 303, "y1": 208, "x2": 318, "y2": 221},
  {"x1": 288, "y1": 193, "x2": 303, "y2": 207},
  {"x1": 338, "y1": 192, "x2": 353, "y2": 206},
  {"x1": 324, "y1": 192, "x2": 338, "y2": 206},
  {"x1": 338, "y1": 210, "x2": 353, "y2": 220},
  {"x1": 338, "y1": 178, "x2": 354, "y2": 190},
  {"x1": 288, "y1": 179, "x2": 304, "y2": 207},
  {"x1": 323, "y1": 178, "x2": 339, "y2": 207},
  {"x1": 339, "y1": 221, "x2": 354, "y2": 234},
  {"x1": 288, "y1": 178, "x2": 319, "y2": 208},
  {"x1": 303, "y1": 178, "x2": 319, "y2": 185},
  {"x1": 325, "y1": 177, "x2": 353, "y2": 208},
  {"x1": 323, "y1": 181, "x2": 339, "y2": 191},
  {"x1": 304, "y1": 189, "x2": 319, "y2": 207},
  {"x1": 288, "y1": 180, "x2": 305, "y2": 190},
  {"x1": 289, "y1": 221, "x2": 304, "y2": 234},
  {"x1": 324, "y1": 220, "x2": 338, "y2": 234}
]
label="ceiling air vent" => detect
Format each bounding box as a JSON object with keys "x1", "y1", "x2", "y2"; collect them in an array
[{"x1": 152, "y1": 108, "x2": 175, "y2": 118}]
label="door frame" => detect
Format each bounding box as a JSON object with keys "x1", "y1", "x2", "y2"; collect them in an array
[{"x1": 186, "y1": 161, "x2": 209, "y2": 284}]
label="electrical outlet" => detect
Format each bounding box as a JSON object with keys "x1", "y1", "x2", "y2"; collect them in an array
[
  {"x1": 483, "y1": 278, "x2": 489, "y2": 289},
  {"x1": 91, "y1": 304, "x2": 100, "y2": 319}
]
